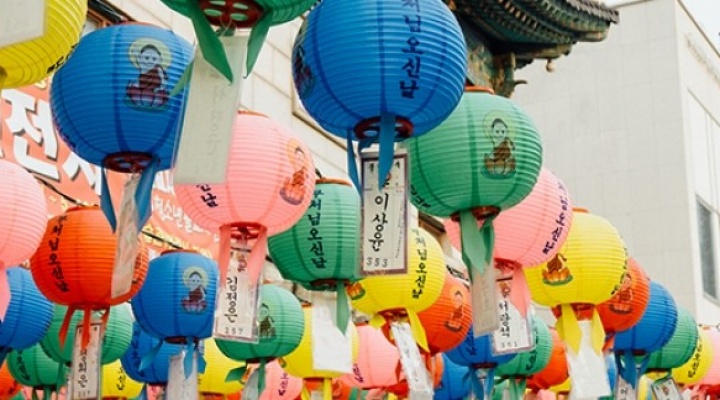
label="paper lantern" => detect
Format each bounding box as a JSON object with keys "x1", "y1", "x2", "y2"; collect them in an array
[
  {"x1": 121, "y1": 323, "x2": 183, "y2": 386},
  {"x1": 293, "y1": 0, "x2": 467, "y2": 187},
  {"x1": 496, "y1": 317, "x2": 553, "y2": 378},
  {"x1": 673, "y1": 328, "x2": 713, "y2": 386},
  {"x1": 199, "y1": 339, "x2": 243, "y2": 397},
  {"x1": 697, "y1": 329, "x2": 720, "y2": 387},
  {"x1": 595, "y1": 258, "x2": 651, "y2": 336},
  {"x1": 101, "y1": 360, "x2": 143, "y2": 399},
  {"x1": 527, "y1": 328, "x2": 568, "y2": 391},
  {"x1": 0, "y1": 267, "x2": 53, "y2": 359},
  {"x1": 0, "y1": 363, "x2": 21, "y2": 400},
  {"x1": 0, "y1": 160, "x2": 47, "y2": 322},
  {"x1": 434, "y1": 354, "x2": 471, "y2": 400},
  {"x1": 647, "y1": 308, "x2": 698, "y2": 372},
  {"x1": 7, "y1": 344, "x2": 66, "y2": 398},
  {"x1": 0, "y1": 0, "x2": 85, "y2": 89},
  {"x1": 339, "y1": 325, "x2": 399, "y2": 390},
  {"x1": 175, "y1": 111, "x2": 315, "y2": 292},
  {"x1": 347, "y1": 228, "x2": 445, "y2": 352},
  {"x1": 50, "y1": 24, "x2": 192, "y2": 232},
  {"x1": 41, "y1": 304, "x2": 133, "y2": 366},
  {"x1": 259, "y1": 361, "x2": 303, "y2": 400}
]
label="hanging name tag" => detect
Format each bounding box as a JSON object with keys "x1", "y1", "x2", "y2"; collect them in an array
[
  {"x1": 213, "y1": 246, "x2": 261, "y2": 342},
  {"x1": 652, "y1": 378, "x2": 683, "y2": 400},
  {"x1": 567, "y1": 321, "x2": 610, "y2": 399},
  {"x1": 70, "y1": 321, "x2": 103, "y2": 400},
  {"x1": 361, "y1": 150, "x2": 408, "y2": 275},
  {"x1": 491, "y1": 272, "x2": 534, "y2": 355},
  {"x1": 390, "y1": 321, "x2": 434, "y2": 399},
  {"x1": 166, "y1": 350, "x2": 198, "y2": 400},
  {"x1": 112, "y1": 174, "x2": 141, "y2": 299},
  {"x1": 312, "y1": 293, "x2": 352, "y2": 373},
  {"x1": 173, "y1": 35, "x2": 248, "y2": 184},
  {"x1": 614, "y1": 374, "x2": 636, "y2": 400},
  {"x1": 471, "y1": 267, "x2": 500, "y2": 336},
  {"x1": 0, "y1": 0, "x2": 45, "y2": 48}
]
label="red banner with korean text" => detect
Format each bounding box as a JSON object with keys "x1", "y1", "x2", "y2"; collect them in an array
[{"x1": 0, "y1": 78, "x2": 218, "y2": 260}]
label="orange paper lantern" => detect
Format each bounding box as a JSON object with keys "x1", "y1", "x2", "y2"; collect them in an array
[
  {"x1": 595, "y1": 258, "x2": 650, "y2": 335},
  {"x1": 0, "y1": 362, "x2": 20, "y2": 400}
]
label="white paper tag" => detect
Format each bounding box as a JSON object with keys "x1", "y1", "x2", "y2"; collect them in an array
[
  {"x1": 0, "y1": 0, "x2": 45, "y2": 49},
  {"x1": 311, "y1": 293, "x2": 352, "y2": 373},
  {"x1": 390, "y1": 321, "x2": 434, "y2": 398},
  {"x1": 491, "y1": 274, "x2": 534, "y2": 355},
  {"x1": 361, "y1": 150, "x2": 408, "y2": 275},
  {"x1": 566, "y1": 321, "x2": 610, "y2": 399},
  {"x1": 213, "y1": 246, "x2": 261, "y2": 342},
  {"x1": 242, "y1": 369, "x2": 260, "y2": 400},
  {"x1": 166, "y1": 350, "x2": 198, "y2": 400},
  {"x1": 112, "y1": 174, "x2": 141, "y2": 299},
  {"x1": 471, "y1": 267, "x2": 500, "y2": 336},
  {"x1": 173, "y1": 35, "x2": 248, "y2": 184},
  {"x1": 652, "y1": 378, "x2": 683, "y2": 400},
  {"x1": 71, "y1": 321, "x2": 103, "y2": 400},
  {"x1": 613, "y1": 374, "x2": 636, "y2": 400}
]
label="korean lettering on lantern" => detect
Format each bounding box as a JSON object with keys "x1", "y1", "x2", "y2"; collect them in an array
[
  {"x1": 542, "y1": 181, "x2": 570, "y2": 255},
  {"x1": 48, "y1": 215, "x2": 70, "y2": 293},
  {"x1": 196, "y1": 184, "x2": 219, "y2": 208},
  {"x1": 412, "y1": 232, "x2": 427, "y2": 299},
  {"x1": 307, "y1": 189, "x2": 326, "y2": 269},
  {"x1": 400, "y1": 0, "x2": 422, "y2": 99},
  {"x1": 366, "y1": 192, "x2": 390, "y2": 269}
]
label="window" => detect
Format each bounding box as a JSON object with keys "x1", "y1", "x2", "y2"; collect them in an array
[{"x1": 698, "y1": 200, "x2": 718, "y2": 298}]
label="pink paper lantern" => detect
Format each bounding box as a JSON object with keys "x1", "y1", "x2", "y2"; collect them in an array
[
  {"x1": 340, "y1": 324, "x2": 399, "y2": 390},
  {"x1": 175, "y1": 111, "x2": 316, "y2": 283},
  {"x1": 260, "y1": 360, "x2": 303, "y2": 400},
  {"x1": 0, "y1": 160, "x2": 47, "y2": 320},
  {"x1": 699, "y1": 329, "x2": 720, "y2": 387}
]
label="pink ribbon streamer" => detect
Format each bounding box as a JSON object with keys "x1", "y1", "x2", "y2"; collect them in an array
[{"x1": 509, "y1": 266, "x2": 532, "y2": 317}]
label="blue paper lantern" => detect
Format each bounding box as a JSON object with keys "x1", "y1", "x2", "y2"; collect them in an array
[
  {"x1": 50, "y1": 23, "x2": 193, "y2": 231},
  {"x1": 435, "y1": 354, "x2": 471, "y2": 400},
  {"x1": 292, "y1": 0, "x2": 467, "y2": 187},
  {"x1": 0, "y1": 267, "x2": 53, "y2": 361},
  {"x1": 121, "y1": 323, "x2": 183, "y2": 385},
  {"x1": 613, "y1": 282, "x2": 678, "y2": 387}
]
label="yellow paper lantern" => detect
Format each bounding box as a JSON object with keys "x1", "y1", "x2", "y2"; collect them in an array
[
  {"x1": 0, "y1": 0, "x2": 86, "y2": 89},
  {"x1": 199, "y1": 339, "x2": 244, "y2": 396},
  {"x1": 101, "y1": 360, "x2": 142, "y2": 399},
  {"x1": 674, "y1": 328, "x2": 713, "y2": 386},
  {"x1": 346, "y1": 228, "x2": 446, "y2": 352}
]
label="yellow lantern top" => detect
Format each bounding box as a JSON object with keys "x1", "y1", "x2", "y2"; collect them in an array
[
  {"x1": 101, "y1": 360, "x2": 143, "y2": 399},
  {"x1": 524, "y1": 209, "x2": 627, "y2": 307},
  {"x1": 673, "y1": 327, "x2": 712, "y2": 386},
  {"x1": 199, "y1": 339, "x2": 244, "y2": 395},
  {"x1": 0, "y1": 0, "x2": 86, "y2": 89}
]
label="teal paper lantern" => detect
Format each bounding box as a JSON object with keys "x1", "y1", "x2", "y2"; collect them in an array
[
  {"x1": 495, "y1": 317, "x2": 553, "y2": 377},
  {"x1": 646, "y1": 308, "x2": 698, "y2": 372},
  {"x1": 7, "y1": 344, "x2": 67, "y2": 399}
]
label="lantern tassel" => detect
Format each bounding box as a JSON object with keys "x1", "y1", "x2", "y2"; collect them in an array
[
  {"x1": 590, "y1": 308, "x2": 605, "y2": 355},
  {"x1": 186, "y1": 0, "x2": 233, "y2": 82},
  {"x1": 509, "y1": 266, "x2": 531, "y2": 317},
  {"x1": 258, "y1": 358, "x2": 267, "y2": 394},
  {"x1": 217, "y1": 225, "x2": 268, "y2": 289},
  {"x1": 58, "y1": 306, "x2": 78, "y2": 349},
  {"x1": 246, "y1": 11, "x2": 273, "y2": 77},
  {"x1": 347, "y1": 135, "x2": 360, "y2": 194},
  {"x1": 556, "y1": 304, "x2": 582, "y2": 354},
  {"x1": 134, "y1": 157, "x2": 160, "y2": 229},
  {"x1": 407, "y1": 311, "x2": 429, "y2": 353},
  {"x1": 225, "y1": 365, "x2": 248, "y2": 383},
  {"x1": 460, "y1": 211, "x2": 496, "y2": 276},
  {"x1": 138, "y1": 384, "x2": 148, "y2": 400},
  {"x1": 378, "y1": 112, "x2": 396, "y2": 188},
  {"x1": 485, "y1": 368, "x2": 496, "y2": 400},
  {"x1": 509, "y1": 378, "x2": 527, "y2": 400},
  {"x1": 101, "y1": 168, "x2": 118, "y2": 232},
  {"x1": 140, "y1": 340, "x2": 163, "y2": 372},
  {"x1": 323, "y1": 378, "x2": 332, "y2": 400},
  {"x1": 0, "y1": 265, "x2": 9, "y2": 323},
  {"x1": 336, "y1": 281, "x2": 350, "y2": 332},
  {"x1": 54, "y1": 362, "x2": 68, "y2": 393}
]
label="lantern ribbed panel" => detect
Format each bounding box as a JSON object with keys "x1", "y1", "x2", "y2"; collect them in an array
[
  {"x1": 434, "y1": 354, "x2": 471, "y2": 400},
  {"x1": 49, "y1": 24, "x2": 192, "y2": 170},
  {"x1": 40, "y1": 304, "x2": 133, "y2": 365},
  {"x1": 101, "y1": 360, "x2": 143, "y2": 399},
  {"x1": 447, "y1": 331, "x2": 516, "y2": 368},
  {"x1": 121, "y1": 323, "x2": 182, "y2": 385},
  {"x1": 698, "y1": 329, "x2": 720, "y2": 386},
  {"x1": 527, "y1": 329, "x2": 568, "y2": 391},
  {"x1": 30, "y1": 206, "x2": 149, "y2": 307},
  {"x1": 496, "y1": 317, "x2": 553, "y2": 377},
  {"x1": 0, "y1": 0, "x2": 86, "y2": 89},
  {"x1": 7, "y1": 344, "x2": 64, "y2": 389},
  {"x1": 280, "y1": 307, "x2": 359, "y2": 379},
  {"x1": 162, "y1": 0, "x2": 317, "y2": 25},
  {"x1": 0, "y1": 363, "x2": 21, "y2": 400},
  {"x1": 292, "y1": 0, "x2": 466, "y2": 138},
  {"x1": 259, "y1": 361, "x2": 303, "y2": 400},
  {"x1": 348, "y1": 228, "x2": 445, "y2": 316},
  {"x1": 523, "y1": 210, "x2": 627, "y2": 306},
  {"x1": 199, "y1": 339, "x2": 243, "y2": 396},
  {"x1": 0, "y1": 268, "x2": 53, "y2": 351},
  {"x1": 444, "y1": 169, "x2": 571, "y2": 266},
  {"x1": 596, "y1": 258, "x2": 650, "y2": 334},
  {"x1": 647, "y1": 308, "x2": 698, "y2": 372},
  {"x1": 614, "y1": 282, "x2": 678, "y2": 354},
  {"x1": 0, "y1": 161, "x2": 47, "y2": 266},
  {"x1": 407, "y1": 90, "x2": 543, "y2": 217},
  {"x1": 175, "y1": 112, "x2": 315, "y2": 235},
  {"x1": 216, "y1": 284, "x2": 304, "y2": 361},
  {"x1": 131, "y1": 251, "x2": 218, "y2": 340},
  {"x1": 339, "y1": 325, "x2": 399, "y2": 389},
  {"x1": 268, "y1": 180, "x2": 361, "y2": 287},
  {"x1": 674, "y1": 328, "x2": 713, "y2": 385}
]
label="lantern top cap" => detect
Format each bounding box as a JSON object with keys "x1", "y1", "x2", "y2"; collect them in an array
[
  {"x1": 65, "y1": 205, "x2": 100, "y2": 213},
  {"x1": 572, "y1": 207, "x2": 589, "y2": 213},
  {"x1": 465, "y1": 86, "x2": 495, "y2": 95},
  {"x1": 316, "y1": 177, "x2": 352, "y2": 187},
  {"x1": 238, "y1": 110, "x2": 268, "y2": 118},
  {"x1": 160, "y1": 249, "x2": 201, "y2": 256}
]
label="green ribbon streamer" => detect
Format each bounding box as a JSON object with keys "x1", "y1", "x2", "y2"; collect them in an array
[
  {"x1": 55, "y1": 363, "x2": 67, "y2": 392},
  {"x1": 509, "y1": 379, "x2": 526, "y2": 400},
  {"x1": 460, "y1": 211, "x2": 497, "y2": 278},
  {"x1": 258, "y1": 358, "x2": 267, "y2": 394},
  {"x1": 225, "y1": 365, "x2": 248, "y2": 383},
  {"x1": 246, "y1": 11, "x2": 274, "y2": 76},
  {"x1": 337, "y1": 281, "x2": 350, "y2": 333},
  {"x1": 187, "y1": 1, "x2": 233, "y2": 82}
]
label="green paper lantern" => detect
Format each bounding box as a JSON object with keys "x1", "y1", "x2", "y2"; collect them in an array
[
  {"x1": 40, "y1": 304, "x2": 133, "y2": 366},
  {"x1": 7, "y1": 344, "x2": 67, "y2": 395},
  {"x1": 495, "y1": 316, "x2": 553, "y2": 377},
  {"x1": 647, "y1": 307, "x2": 699, "y2": 372},
  {"x1": 407, "y1": 87, "x2": 543, "y2": 276}
]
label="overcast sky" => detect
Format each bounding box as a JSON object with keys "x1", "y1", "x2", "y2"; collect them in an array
[{"x1": 684, "y1": 0, "x2": 720, "y2": 48}]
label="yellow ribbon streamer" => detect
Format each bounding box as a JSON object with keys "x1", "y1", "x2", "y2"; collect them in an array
[
  {"x1": 557, "y1": 304, "x2": 582, "y2": 354},
  {"x1": 591, "y1": 309, "x2": 606, "y2": 355},
  {"x1": 407, "y1": 311, "x2": 429, "y2": 353}
]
